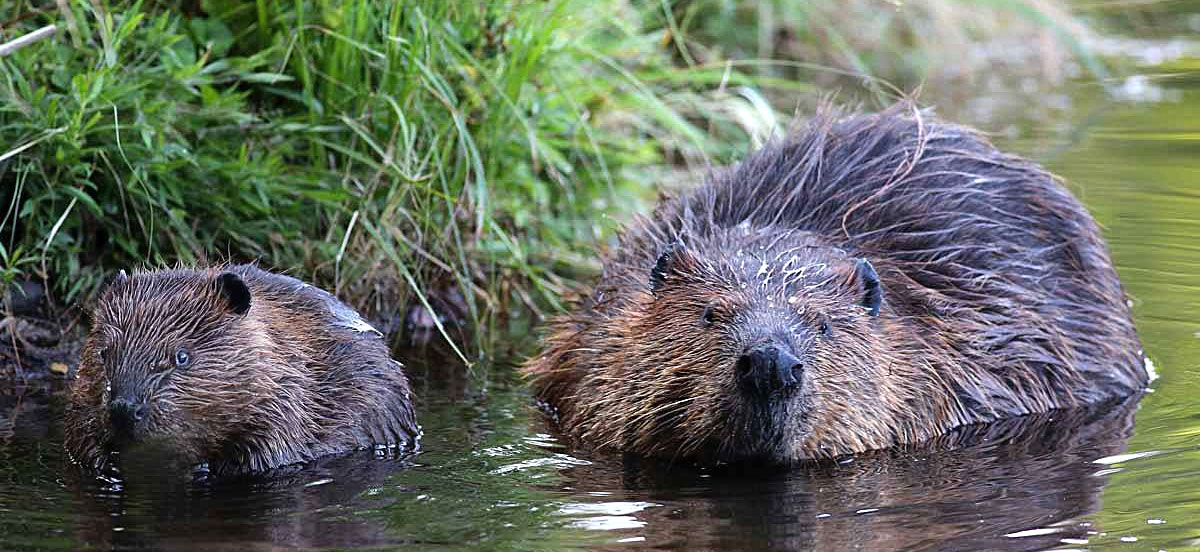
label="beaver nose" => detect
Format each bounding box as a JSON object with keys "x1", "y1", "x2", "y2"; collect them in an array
[
  {"x1": 108, "y1": 397, "x2": 147, "y2": 432},
  {"x1": 736, "y1": 344, "x2": 804, "y2": 395}
]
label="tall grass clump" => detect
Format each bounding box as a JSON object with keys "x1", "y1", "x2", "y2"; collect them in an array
[
  {"x1": 0, "y1": 2, "x2": 369, "y2": 302},
  {"x1": 1, "y1": 0, "x2": 1111, "y2": 360},
  {"x1": 0, "y1": 1, "x2": 778, "y2": 359}
]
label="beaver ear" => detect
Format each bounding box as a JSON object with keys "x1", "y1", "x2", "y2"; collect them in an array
[
  {"x1": 855, "y1": 258, "x2": 883, "y2": 316},
  {"x1": 98, "y1": 270, "x2": 130, "y2": 298},
  {"x1": 650, "y1": 241, "x2": 693, "y2": 294},
  {"x1": 105, "y1": 269, "x2": 128, "y2": 288},
  {"x1": 216, "y1": 272, "x2": 252, "y2": 315}
]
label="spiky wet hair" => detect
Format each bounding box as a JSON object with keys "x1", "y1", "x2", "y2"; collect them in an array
[
  {"x1": 525, "y1": 103, "x2": 1146, "y2": 463},
  {"x1": 64, "y1": 264, "x2": 418, "y2": 475}
]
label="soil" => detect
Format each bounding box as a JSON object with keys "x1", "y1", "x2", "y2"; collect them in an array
[{"x1": 2, "y1": 281, "x2": 86, "y2": 381}]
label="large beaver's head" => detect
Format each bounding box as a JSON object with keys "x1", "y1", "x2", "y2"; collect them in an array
[
  {"x1": 66, "y1": 269, "x2": 316, "y2": 470},
  {"x1": 580, "y1": 230, "x2": 913, "y2": 463}
]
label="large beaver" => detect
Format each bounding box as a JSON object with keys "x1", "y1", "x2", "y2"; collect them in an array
[
  {"x1": 64, "y1": 265, "x2": 419, "y2": 476},
  {"x1": 525, "y1": 105, "x2": 1148, "y2": 464}
]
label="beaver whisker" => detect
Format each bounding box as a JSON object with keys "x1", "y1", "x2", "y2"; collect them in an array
[{"x1": 621, "y1": 396, "x2": 700, "y2": 427}]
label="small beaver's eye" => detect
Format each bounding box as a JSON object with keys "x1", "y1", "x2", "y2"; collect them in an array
[
  {"x1": 819, "y1": 318, "x2": 833, "y2": 338},
  {"x1": 174, "y1": 348, "x2": 191, "y2": 367},
  {"x1": 701, "y1": 304, "x2": 717, "y2": 327}
]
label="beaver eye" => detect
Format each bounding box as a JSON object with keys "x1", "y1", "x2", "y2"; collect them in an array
[
  {"x1": 819, "y1": 318, "x2": 833, "y2": 338},
  {"x1": 174, "y1": 348, "x2": 191, "y2": 367},
  {"x1": 701, "y1": 304, "x2": 717, "y2": 327}
]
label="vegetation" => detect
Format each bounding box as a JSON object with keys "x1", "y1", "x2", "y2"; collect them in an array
[{"x1": 0, "y1": 0, "x2": 1109, "y2": 359}]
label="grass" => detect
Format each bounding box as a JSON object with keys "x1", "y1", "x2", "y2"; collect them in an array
[
  {"x1": 1, "y1": 0, "x2": 765, "y2": 360},
  {"x1": 0, "y1": 0, "x2": 1111, "y2": 362}
]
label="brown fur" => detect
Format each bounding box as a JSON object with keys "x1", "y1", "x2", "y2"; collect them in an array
[
  {"x1": 524, "y1": 104, "x2": 1147, "y2": 464},
  {"x1": 64, "y1": 264, "x2": 418, "y2": 476}
]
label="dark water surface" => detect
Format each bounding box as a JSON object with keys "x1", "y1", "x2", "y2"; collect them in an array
[{"x1": 5, "y1": 44, "x2": 1200, "y2": 552}]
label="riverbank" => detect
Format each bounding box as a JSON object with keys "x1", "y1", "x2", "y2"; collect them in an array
[{"x1": 0, "y1": 0, "x2": 1147, "y2": 369}]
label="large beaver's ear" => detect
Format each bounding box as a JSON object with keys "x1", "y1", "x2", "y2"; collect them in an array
[
  {"x1": 855, "y1": 258, "x2": 883, "y2": 316},
  {"x1": 650, "y1": 241, "x2": 695, "y2": 294},
  {"x1": 216, "y1": 272, "x2": 252, "y2": 315}
]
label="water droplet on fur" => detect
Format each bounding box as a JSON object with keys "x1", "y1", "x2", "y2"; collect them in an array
[{"x1": 788, "y1": 296, "x2": 800, "y2": 305}]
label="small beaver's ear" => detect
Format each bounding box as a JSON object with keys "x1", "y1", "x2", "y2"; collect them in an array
[
  {"x1": 855, "y1": 258, "x2": 883, "y2": 316},
  {"x1": 216, "y1": 272, "x2": 252, "y2": 315},
  {"x1": 98, "y1": 270, "x2": 129, "y2": 298},
  {"x1": 650, "y1": 241, "x2": 690, "y2": 294},
  {"x1": 106, "y1": 269, "x2": 129, "y2": 287}
]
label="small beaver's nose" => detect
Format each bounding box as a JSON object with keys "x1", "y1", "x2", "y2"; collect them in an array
[
  {"x1": 736, "y1": 344, "x2": 804, "y2": 395},
  {"x1": 108, "y1": 397, "x2": 147, "y2": 432}
]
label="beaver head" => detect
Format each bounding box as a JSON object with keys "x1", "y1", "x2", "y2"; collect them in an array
[
  {"x1": 584, "y1": 229, "x2": 912, "y2": 463},
  {"x1": 69, "y1": 268, "x2": 310, "y2": 468}
]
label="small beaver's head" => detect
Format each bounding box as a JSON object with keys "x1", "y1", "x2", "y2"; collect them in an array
[
  {"x1": 67, "y1": 268, "x2": 294, "y2": 468},
  {"x1": 589, "y1": 231, "x2": 904, "y2": 463}
]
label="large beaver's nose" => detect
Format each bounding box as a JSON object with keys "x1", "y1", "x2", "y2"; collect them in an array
[
  {"x1": 108, "y1": 397, "x2": 148, "y2": 433},
  {"x1": 736, "y1": 344, "x2": 804, "y2": 395}
]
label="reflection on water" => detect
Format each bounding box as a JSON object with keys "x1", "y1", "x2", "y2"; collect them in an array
[
  {"x1": 555, "y1": 397, "x2": 1142, "y2": 551},
  {"x1": 3, "y1": 32, "x2": 1200, "y2": 552},
  {"x1": 0, "y1": 373, "x2": 1158, "y2": 552}
]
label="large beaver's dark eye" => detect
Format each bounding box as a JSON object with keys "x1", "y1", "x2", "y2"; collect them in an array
[
  {"x1": 819, "y1": 318, "x2": 833, "y2": 338},
  {"x1": 701, "y1": 304, "x2": 717, "y2": 327},
  {"x1": 174, "y1": 348, "x2": 191, "y2": 367}
]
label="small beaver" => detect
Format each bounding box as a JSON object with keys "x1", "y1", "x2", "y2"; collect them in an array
[
  {"x1": 525, "y1": 105, "x2": 1148, "y2": 464},
  {"x1": 64, "y1": 265, "x2": 419, "y2": 476}
]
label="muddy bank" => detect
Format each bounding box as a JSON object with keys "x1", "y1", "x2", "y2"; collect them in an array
[{"x1": 1, "y1": 281, "x2": 85, "y2": 381}]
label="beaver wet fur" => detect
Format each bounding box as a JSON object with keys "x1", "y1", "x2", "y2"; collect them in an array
[
  {"x1": 64, "y1": 264, "x2": 419, "y2": 476},
  {"x1": 525, "y1": 105, "x2": 1148, "y2": 464}
]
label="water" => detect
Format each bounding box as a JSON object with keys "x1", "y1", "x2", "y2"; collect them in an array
[{"x1": 4, "y1": 36, "x2": 1200, "y2": 552}]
